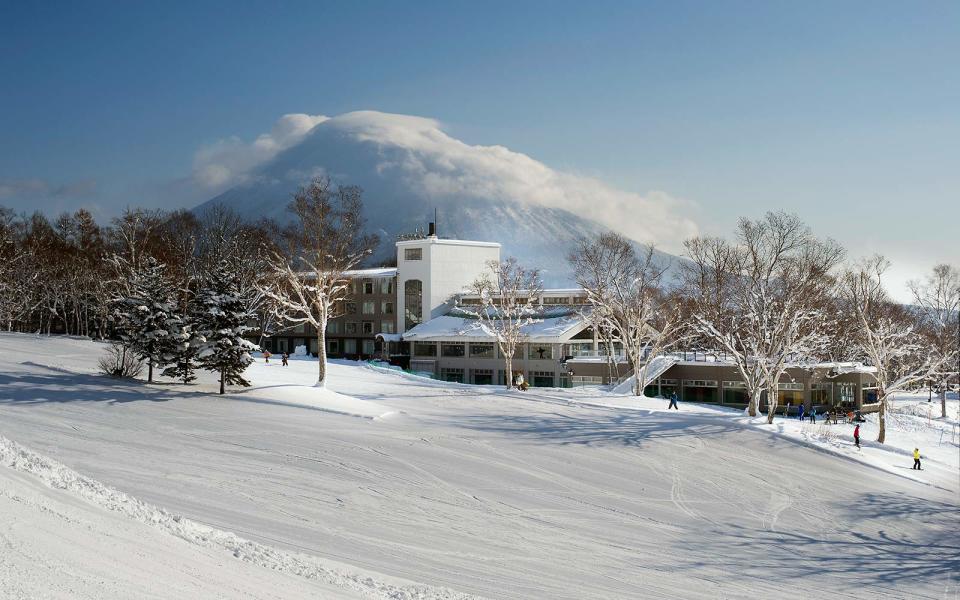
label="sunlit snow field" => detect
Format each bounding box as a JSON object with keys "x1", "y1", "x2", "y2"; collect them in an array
[{"x1": 1, "y1": 332, "x2": 957, "y2": 599}]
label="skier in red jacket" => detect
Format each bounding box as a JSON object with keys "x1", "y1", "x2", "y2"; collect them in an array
[{"x1": 853, "y1": 424, "x2": 860, "y2": 449}]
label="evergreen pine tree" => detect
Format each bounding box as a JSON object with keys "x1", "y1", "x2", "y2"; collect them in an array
[
  {"x1": 161, "y1": 307, "x2": 203, "y2": 384},
  {"x1": 113, "y1": 257, "x2": 184, "y2": 383},
  {"x1": 196, "y1": 259, "x2": 257, "y2": 394}
]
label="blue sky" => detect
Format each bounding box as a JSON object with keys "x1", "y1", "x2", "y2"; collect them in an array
[{"x1": 1, "y1": 0, "x2": 957, "y2": 295}]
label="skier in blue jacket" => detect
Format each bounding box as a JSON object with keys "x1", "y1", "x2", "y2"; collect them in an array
[{"x1": 797, "y1": 403, "x2": 805, "y2": 421}]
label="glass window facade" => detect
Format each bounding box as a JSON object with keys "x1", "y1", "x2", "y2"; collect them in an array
[
  {"x1": 404, "y1": 280, "x2": 423, "y2": 331},
  {"x1": 471, "y1": 369, "x2": 494, "y2": 385},
  {"x1": 529, "y1": 344, "x2": 553, "y2": 360},
  {"x1": 404, "y1": 247, "x2": 422, "y2": 261},
  {"x1": 441, "y1": 343, "x2": 465, "y2": 357},
  {"x1": 413, "y1": 342, "x2": 436, "y2": 357},
  {"x1": 441, "y1": 368, "x2": 464, "y2": 383},
  {"x1": 469, "y1": 343, "x2": 495, "y2": 358}
]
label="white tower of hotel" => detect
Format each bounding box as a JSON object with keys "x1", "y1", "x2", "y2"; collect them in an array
[{"x1": 395, "y1": 227, "x2": 500, "y2": 333}]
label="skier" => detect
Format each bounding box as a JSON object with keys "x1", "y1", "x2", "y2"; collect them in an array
[
  {"x1": 797, "y1": 403, "x2": 805, "y2": 421},
  {"x1": 912, "y1": 448, "x2": 922, "y2": 470},
  {"x1": 281, "y1": 352, "x2": 289, "y2": 367},
  {"x1": 668, "y1": 391, "x2": 679, "y2": 410},
  {"x1": 853, "y1": 424, "x2": 860, "y2": 449},
  {"x1": 263, "y1": 350, "x2": 272, "y2": 363}
]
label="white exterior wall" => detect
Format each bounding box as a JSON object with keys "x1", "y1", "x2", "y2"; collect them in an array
[{"x1": 396, "y1": 237, "x2": 500, "y2": 333}]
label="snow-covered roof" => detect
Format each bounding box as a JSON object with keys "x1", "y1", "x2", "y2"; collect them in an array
[
  {"x1": 375, "y1": 333, "x2": 403, "y2": 343},
  {"x1": 342, "y1": 267, "x2": 398, "y2": 278},
  {"x1": 402, "y1": 314, "x2": 590, "y2": 343},
  {"x1": 395, "y1": 238, "x2": 501, "y2": 248}
]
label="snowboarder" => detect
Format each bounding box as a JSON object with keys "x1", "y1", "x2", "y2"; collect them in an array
[
  {"x1": 263, "y1": 350, "x2": 272, "y2": 363},
  {"x1": 797, "y1": 403, "x2": 805, "y2": 421},
  {"x1": 281, "y1": 352, "x2": 289, "y2": 367},
  {"x1": 912, "y1": 448, "x2": 922, "y2": 470},
  {"x1": 853, "y1": 424, "x2": 860, "y2": 449},
  {"x1": 668, "y1": 392, "x2": 679, "y2": 410}
]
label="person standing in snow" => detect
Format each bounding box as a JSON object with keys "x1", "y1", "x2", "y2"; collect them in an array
[
  {"x1": 263, "y1": 350, "x2": 272, "y2": 363},
  {"x1": 668, "y1": 392, "x2": 679, "y2": 410},
  {"x1": 808, "y1": 408, "x2": 816, "y2": 424},
  {"x1": 912, "y1": 448, "x2": 922, "y2": 470},
  {"x1": 797, "y1": 403, "x2": 805, "y2": 421},
  {"x1": 853, "y1": 424, "x2": 860, "y2": 449},
  {"x1": 281, "y1": 352, "x2": 289, "y2": 367}
]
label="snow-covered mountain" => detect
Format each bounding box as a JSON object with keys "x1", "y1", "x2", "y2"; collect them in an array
[{"x1": 193, "y1": 111, "x2": 693, "y2": 285}]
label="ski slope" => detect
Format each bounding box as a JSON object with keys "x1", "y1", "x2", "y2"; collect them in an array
[{"x1": 0, "y1": 333, "x2": 957, "y2": 599}]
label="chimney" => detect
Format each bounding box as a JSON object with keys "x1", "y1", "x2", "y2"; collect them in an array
[{"x1": 428, "y1": 222, "x2": 436, "y2": 237}]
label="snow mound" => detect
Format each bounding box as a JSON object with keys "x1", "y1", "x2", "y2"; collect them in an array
[{"x1": 0, "y1": 433, "x2": 477, "y2": 600}]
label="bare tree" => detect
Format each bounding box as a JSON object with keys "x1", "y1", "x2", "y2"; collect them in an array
[
  {"x1": 842, "y1": 256, "x2": 955, "y2": 443},
  {"x1": 908, "y1": 264, "x2": 960, "y2": 418},
  {"x1": 261, "y1": 177, "x2": 378, "y2": 387},
  {"x1": 681, "y1": 212, "x2": 843, "y2": 419},
  {"x1": 569, "y1": 233, "x2": 680, "y2": 395},
  {"x1": 461, "y1": 257, "x2": 543, "y2": 389}
]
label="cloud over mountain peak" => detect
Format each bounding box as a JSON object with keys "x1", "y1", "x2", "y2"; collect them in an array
[{"x1": 192, "y1": 110, "x2": 698, "y2": 252}]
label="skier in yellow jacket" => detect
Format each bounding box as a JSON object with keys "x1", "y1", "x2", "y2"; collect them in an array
[{"x1": 912, "y1": 448, "x2": 922, "y2": 470}]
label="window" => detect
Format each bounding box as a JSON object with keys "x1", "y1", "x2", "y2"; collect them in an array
[
  {"x1": 380, "y1": 321, "x2": 395, "y2": 334},
  {"x1": 362, "y1": 339, "x2": 375, "y2": 355},
  {"x1": 529, "y1": 345, "x2": 553, "y2": 360},
  {"x1": 777, "y1": 382, "x2": 804, "y2": 391},
  {"x1": 362, "y1": 301, "x2": 375, "y2": 315},
  {"x1": 344, "y1": 339, "x2": 357, "y2": 354},
  {"x1": 362, "y1": 321, "x2": 374, "y2": 334},
  {"x1": 530, "y1": 371, "x2": 555, "y2": 387},
  {"x1": 567, "y1": 342, "x2": 594, "y2": 357},
  {"x1": 381, "y1": 301, "x2": 394, "y2": 315},
  {"x1": 441, "y1": 343, "x2": 465, "y2": 357},
  {"x1": 723, "y1": 380, "x2": 747, "y2": 388},
  {"x1": 413, "y1": 342, "x2": 436, "y2": 357},
  {"x1": 404, "y1": 247, "x2": 422, "y2": 261},
  {"x1": 380, "y1": 279, "x2": 394, "y2": 294},
  {"x1": 404, "y1": 279, "x2": 423, "y2": 330},
  {"x1": 543, "y1": 297, "x2": 570, "y2": 305},
  {"x1": 363, "y1": 281, "x2": 374, "y2": 294},
  {"x1": 683, "y1": 380, "x2": 718, "y2": 388},
  {"x1": 346, "y1": 301, "x2": 357, "y2": 315},
  {"x1": 327, "y1": 340, "x2": 340, "y2": 354},
  {"x1": 469, "y1": 343, "x2": 495, "y2": 358},
  {"x1": 471, "y1": 369, "x2": 494, "y2": 385},
  {"x1": 441, "y1": 368, "x2": 464, "y2": 383},
  {"x1": 345, "y1": 322, "x2": 357, "y2": 334},
  {"x1": 327, "y1": 321, "x2": 340, "y2": 334}
]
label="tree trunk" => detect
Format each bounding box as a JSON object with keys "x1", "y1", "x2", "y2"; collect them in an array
[
  {"x1": 877, "y1": 394, "x2": 887, "y2": 444},
  {"x1": 505, "y1": 353, "x2": 513, "y2": 389},
  {"x1": 748, "y1": 388, "x2": 761, "y2": 417},
  {"x1": 147, "y1": 358, "x2": 153, "y2": 383},
  {"x1": 220, "y1": 370, "x2": 225, "y2": 395},
  {"x1": 941, "y1": 382, "x2": 947, "y2": 419},
  {"x1": 766, "y1": 380, "x2": 779, "y2": 424},
  {"x1": 316, "y1": 320, "x2": 327, "y2": 388}
]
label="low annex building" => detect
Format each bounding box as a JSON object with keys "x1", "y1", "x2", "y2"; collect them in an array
[{"x1": 258, "y1": 224, "x2": 877, "y2": 409}]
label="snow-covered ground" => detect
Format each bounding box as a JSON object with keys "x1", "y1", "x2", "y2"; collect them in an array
[
  {"x1": 1, "y1": 332, "x2": 957, "y2": 599},
  {"x1": 554, "y1": 387, "x2": 960, "y2": 492}
]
